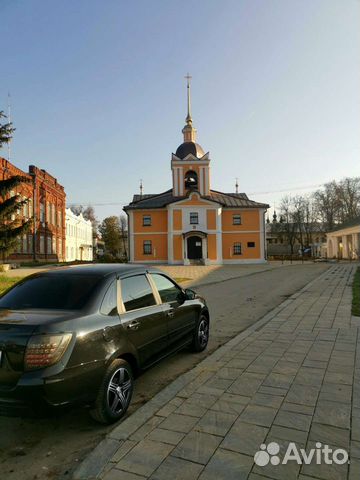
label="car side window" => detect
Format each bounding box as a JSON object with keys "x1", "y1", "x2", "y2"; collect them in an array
[
  {"x1": 150, "y1": 274, "x2": 182, "y2": 304},
  {"x1": 100, "y1": 280, "x2": 118, "y2": 316},
  {"x1": 121, "y1": 275, "x2": 156, "y2": 312}
]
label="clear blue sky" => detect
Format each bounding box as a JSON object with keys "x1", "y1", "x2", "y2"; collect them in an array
[{"x1": 1, "y1": 0, "x2": 359, "y2": 220}]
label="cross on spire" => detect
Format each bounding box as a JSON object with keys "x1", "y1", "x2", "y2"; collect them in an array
[{"x1": 185, "y1": 73, "x2": 192, "y2": 125}]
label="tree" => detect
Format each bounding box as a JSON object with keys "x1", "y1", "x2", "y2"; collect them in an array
[
  {"x1": 0, "y1": 176, "x2": 32, "y2": 262},
  {"x1": 70, "y1": 204, "x2": 99, "y2": 232},
  {"x1": 279, "y1": 196, "x2": 298, "y2": 254},
  {"x1": 83, "y1": 205, "x2": 99, "y2": 231},
  {"x1": 70, "y1": 205, "x2": 83, "y2": 216},
  {"x1": 313, "y1": 177, "x2": 360, "y2": 230},
  {"x1": 119, "y1": 214, "x2": 128, "y2": 259},
  {"x1": 0, "y1": 111, "x2": 15, "y2": 147},
  {"x1": 98, "y1": 216, "x2": 122, "y2": 258},
  {"x1": 336, "y1": 177, "x2": 360, "y2": 223}
]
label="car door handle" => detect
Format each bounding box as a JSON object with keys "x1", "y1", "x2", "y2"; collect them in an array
[
  {"x1": 166, "y1": 308, "x2": 175, "y2": 318},
  {"x1": 127, "y1": 321, "x2": 140, "y2": 330}
]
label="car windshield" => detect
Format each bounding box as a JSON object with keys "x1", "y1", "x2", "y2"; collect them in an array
[{"x1": 0, "y1": 274, "x2": 103, "y2": 310}]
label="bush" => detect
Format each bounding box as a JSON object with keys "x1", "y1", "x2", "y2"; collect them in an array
[{"x1": 97, "y1": 254, "x2": 127, "y2": 264}]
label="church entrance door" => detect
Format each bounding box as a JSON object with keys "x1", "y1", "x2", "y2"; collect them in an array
[{"x1": 187, "y1": 236, "x2": 202, "y2": 260}]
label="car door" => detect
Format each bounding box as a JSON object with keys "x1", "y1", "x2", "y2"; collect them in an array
[
  {"x1": 119, "y1": 274, "x2": 168, "y2": 368},
  {"x1": 149, "y1": 273, "x2": 197, "y2": 352}
]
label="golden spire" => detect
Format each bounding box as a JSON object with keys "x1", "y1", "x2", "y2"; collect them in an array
[
  {"x1": 185, "y1": 73, "x2": 192, "y2": 125},
  {"x1": 182, "y1": 74, "x2": 196, "y2": 142}
]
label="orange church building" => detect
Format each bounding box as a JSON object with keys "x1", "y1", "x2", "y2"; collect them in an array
[{"x1": 124, "y1": 81, "x2": 269, "y2": 265}]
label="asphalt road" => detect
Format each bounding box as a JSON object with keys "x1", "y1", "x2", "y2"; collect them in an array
[{"x1": 0, "y1": 263, "x2": 329, "y2": 480}]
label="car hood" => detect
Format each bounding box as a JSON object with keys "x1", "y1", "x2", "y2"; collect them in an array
[{"x1": 0, "y1": 309, "x2": 80, "y2": 326}]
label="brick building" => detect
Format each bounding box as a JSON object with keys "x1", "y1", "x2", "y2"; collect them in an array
[{"x1": 0, "y1": 157, "x2": 66, "y2": 262}]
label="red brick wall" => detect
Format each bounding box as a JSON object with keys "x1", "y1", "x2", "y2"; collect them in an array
[{"x1": 0, "y1": 157, "x2": 66, "y2": 263}]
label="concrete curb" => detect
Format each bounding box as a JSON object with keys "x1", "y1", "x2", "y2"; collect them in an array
[{"x1": 73, "y1": 265, "x2": 331, "y2": 480}]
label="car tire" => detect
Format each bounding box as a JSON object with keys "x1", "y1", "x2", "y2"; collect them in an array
[
  {"x1": 190, "y1": 314, "x2": 209, "y2": 352},
  {"x1": 90, "y1": 359, "x2": 134, "y2": 424}
]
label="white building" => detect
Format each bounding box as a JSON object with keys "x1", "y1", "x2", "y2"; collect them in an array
[
  {"x1": 65, "y1": 208, "x2": 93, "y2": 262},
  {"x1": 327, "y1": 217, "x2": 360, "y2": 260}
]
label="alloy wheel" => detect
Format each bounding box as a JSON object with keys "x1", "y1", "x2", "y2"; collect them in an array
[
  {"x1": 107, "y1": 367, "x2": 132, "y2": 415},
  {"x1": 198, "y1": 318, "x2": 209, "y2": 348}
]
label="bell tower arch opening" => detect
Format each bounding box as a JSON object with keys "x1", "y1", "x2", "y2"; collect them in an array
[{"x1": 184, "y1": 170, "x2": 198, "y2": 191}]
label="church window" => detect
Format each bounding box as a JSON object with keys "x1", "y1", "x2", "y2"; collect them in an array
[
  {"x1": 190, "y1": 212, "x2": 198, "y2": 224},
  {"x1": 143, "y1": 240, "x2": 152, "y2": 255},
  {"x1": 233, "y1": 243, "x2": 242, "y2": 255},
  {"x1": 233, "y1": 214, "x2": 242, "y2": 225},
  {"x1": 247, "y1": 242, "x2": 255, "y2": 248},
  {"x1": 185, "y1": 170, "x2": 198, "y2": 189},
  {"x1": 143, "y1": 215, "x2": 151, "y2": 226}
]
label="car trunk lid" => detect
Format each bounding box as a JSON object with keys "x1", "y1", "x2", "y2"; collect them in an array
[{"x1": 0, "y1": 309, "x2": 76, "y2": 388}]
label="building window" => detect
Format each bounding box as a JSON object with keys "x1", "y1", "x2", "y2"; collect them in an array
[
  {"x1": 28, "y1": 234, "x2": 33, "y2": 253},
  {"x1": 15, "y1": 237, "x2": 21, "y2": 253},
  {"x1": 52, "y1": 237, "x2": 57, "y2": 254},
  {"x1": 22, "y1": 234, "x2": 27, "y2": 253},
  {"x1": 233, "y1": 215, "x2": 242, "y2": 225},
  {"x1": 143, "y1": 240, "x2": 152, "y2": 255},
  {"x1": 46, "y1": 237, "x2": 52, "y2": 254},
  {"x1": 233, "y1": 243, "x2": 242, "y2": 255},
  {"x1": 247, "y1": 242, "x2": 255, "y2": 248},
  {"x1": 23, "y1": 197, "x2": 28, "y2": 218},
  {"x1": 143, "y1": 215, "x2": 151, "y2": 226},
  {"x1": 57, "y1": 210, "x2": 62, "y2": 227},
  {"x1": 46, "y1": 202, "x2": 50, "y2": 223},
  {"x1": 40, "y1": 202, "x2": 45, "y2": 223},
  {"x1": 51, "y1": 204, "x2": 56, "y2": 225},
  {"x1": 40, "y1": 235, "x2": 45, "y2": 254},
  {"x1": 190, "y1": 212, "x2": 199, "y2": 224},
  {"x1": 28, "y1": 199, "x2": 33, "y2": 218}
]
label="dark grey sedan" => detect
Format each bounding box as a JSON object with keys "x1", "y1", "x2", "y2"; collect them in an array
[{"x1": 0, "y1": 264, "x2": 210, "y2": 423}]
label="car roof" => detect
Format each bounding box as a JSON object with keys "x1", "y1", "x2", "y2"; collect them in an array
[{"x1": 39, "y1": 264, "x2": 159, "y2": 278}]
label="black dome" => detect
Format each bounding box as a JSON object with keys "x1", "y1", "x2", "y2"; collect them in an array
[{"x1": 175, "y1": 142, "x2": 205, "y2": 159}]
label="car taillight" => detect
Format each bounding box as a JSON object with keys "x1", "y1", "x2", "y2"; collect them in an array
[{"x1": 24, "y1": 333, "x2": 72, "y2": 371}]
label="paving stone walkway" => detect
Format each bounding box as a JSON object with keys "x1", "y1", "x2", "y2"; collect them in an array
[{"x1": 74, "y1": 263, "x2": 359, "y2": 480}]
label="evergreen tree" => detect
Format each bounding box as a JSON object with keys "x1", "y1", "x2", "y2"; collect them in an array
[
  {"x1": 0, "y1": 111, "x2": 15, "y2": 147},
  {"x1": 0, "y1": 176, "x2": 32, "y2": 261},
  {"x1": 0, "y1": 112, "x2": 31, "y2": 261}
]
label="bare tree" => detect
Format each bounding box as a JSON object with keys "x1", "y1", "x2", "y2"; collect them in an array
[
  {"x1": 70, "y1": 204, "x2": 98, "y2": 236},
  {"x1": 313, "y1": 181, "x2": 340, "y2": 231},
  {"x1": 337, "y1": 177, "x2": 360, "y2": 222},
  {"x1": 280, "y1": 196, "x2": 298, "y2": 254},
  {"x1": 83, "y1": 205, "x2": 99, "y2": 231},
  {"x1": 313, "y1": 177, "x2": 360, "y2": 230}
]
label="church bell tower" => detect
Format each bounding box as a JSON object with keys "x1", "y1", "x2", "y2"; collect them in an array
[{"x1": 171, "y1": 75, "x2": 211, "y2": 197}]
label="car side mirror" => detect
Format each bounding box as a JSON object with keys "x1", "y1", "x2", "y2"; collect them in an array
[{"x1": 184, "y1": 288, "x2": 196, "y2": 300}]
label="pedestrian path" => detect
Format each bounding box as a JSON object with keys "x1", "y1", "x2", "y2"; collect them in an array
[
  {"x1": 159, "y1": 261, "x2": 314, "y2": 287},
  {"x1": 74, "y1": 263, "x2": 359, "y2": 480}
]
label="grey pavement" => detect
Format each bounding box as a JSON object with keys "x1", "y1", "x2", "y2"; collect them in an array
[{"x1": 74, "y1": 263, "x2": 359, "y2": 480}]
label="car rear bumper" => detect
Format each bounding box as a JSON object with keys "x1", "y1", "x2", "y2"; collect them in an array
[{"x1": 0, "y1": 360, "x2": 106, "y2": 415}]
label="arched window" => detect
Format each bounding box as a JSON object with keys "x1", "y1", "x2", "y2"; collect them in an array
[{"x1": 184, "y1": 170, "x2": 198, "y2": 190}]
